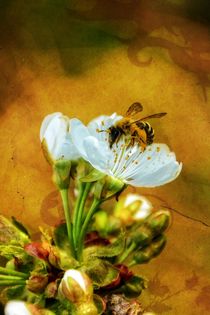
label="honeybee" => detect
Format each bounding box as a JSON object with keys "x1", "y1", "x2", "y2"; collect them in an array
[{"x1": 107, "y1": 102, "x2": 167, "y2": 150}]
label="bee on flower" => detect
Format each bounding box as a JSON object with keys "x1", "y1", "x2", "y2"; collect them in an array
[{"x1": 70, "y1": 111, "x2": 182, "y2": 188}]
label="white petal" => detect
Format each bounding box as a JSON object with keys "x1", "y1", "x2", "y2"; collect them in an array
[
  {"x1": 126, "y1": 160, "x2": 182, "y2": 187},
  {"x1": 120, "y1": 144, "x2": 175, "y2": 179},
  {"x1": 53, "y1": 134, "x2": 80, "y2": 160},
  {"x1": 83, "y1": 136, "x2": 111, "y2": 172},
  {"x1": 40, "y1": 112, "x2": 62, "y2": 141},
  {"x1": 70, "y1": 118, "x2": 91, "y2": 159},
  {"x1": 5, "y1": 301, "x2": 31, "y2": 315},
  {"x1": 88, "y1": 113, "x2": 122, "y2": 133},
  {"x1": 43, "y1": 115, "x2": 69, "y2": 159},
  {"x1": 63, "y1": 270, "x2": 86, "y2": 292}
]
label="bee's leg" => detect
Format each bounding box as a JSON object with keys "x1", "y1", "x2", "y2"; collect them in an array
[
  {"x1": 137, "y1": 137, "x2": 147, "y2": 151},
  {"x1": 115, "y1": 133, "x2": 122, "y2": 145},
  {"x1": 127, "y1": 135, "x2": 137, "y2": 148}
]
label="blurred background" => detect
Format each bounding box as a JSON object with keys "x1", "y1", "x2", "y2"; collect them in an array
[{"x1": 0, "y1": 0, "x2": 210, "y2": 313}]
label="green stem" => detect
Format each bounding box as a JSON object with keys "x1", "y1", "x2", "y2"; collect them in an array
[
  {"x1": 0, "y1": 275, "x2": 24, "y2": 280},
  {"x1": 73, "y1": 182, "x2": 85, "y2": 243},
  {"x1": 75, "y1": 182, "x2": 92, "y2": 242},
  {"x1": 116, "y1": 242, "x2": 137, "y2": 264},
  {"x1": 60, "y1": 189, "x2": 75, "y2": 257},
  {"x1": 77, "y1": 198, "x2": 101, "y2": 261},
  {"x1": 0, "y1": 267, "x2": 28, "y2": 279},
  {"x1": 0, "y1": 280, "x2": 26, "y2": 286}
]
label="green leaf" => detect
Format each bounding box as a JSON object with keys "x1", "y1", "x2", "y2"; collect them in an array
[
  {"x1": 39, "y1": 227, "x2": 53, "y2": 244},
  {"x1": 11, "y1": 217, "x2": 30, "y2": 237},
  {"x1": 115, "y1": 275, "x2": 147, "y2": 298},
  {"x1": 53, "y1": 223, "x2": 71, "y2": 253},
  {"x1": 96, "y1": 233, "x2": 125, "y2": 258},
  {"x1": 4, "y1": 285, "x2": 26, "y2": 300},
  {"x1": 0, "y1": 215, "x2": 29, "y2": 246},
  {"x1": 82, "y1": 257, "x2": 119, "y2": 288},
  {"x1": 53, "y1": 224, "x2": 78, "y2": 269},
  {"x1": 58, "y1": 249, "x2": 79, "y2": 270},
  {"x1": 84, "y1": 232, "x2": 125, "y2": 259},
  {"x1": 0, "y1": 245, "x2": 29, "y2": 260}
]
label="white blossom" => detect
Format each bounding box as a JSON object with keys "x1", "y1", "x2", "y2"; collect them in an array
[{"x1": 70, "y1": 114, "x2": 182, "y2": 187}]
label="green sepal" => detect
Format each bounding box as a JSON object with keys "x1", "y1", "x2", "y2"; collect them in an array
[
  {"x1": 103, "y1": 176, "x2": 126, "y2": 200},
  {"x1": 41, "y1": 139, "x2": 54, "y2": 165},
  {"x1": 93, "y1": 180, "x2": 106, "y2": 200},
  {"x1": 115, "y1": 275, "x2": 146, "y2": 298},
  {"x1": 52, "y1": 160, "x2": 71, "y2": 189},
  {"x1": 80, "y1": 169, "x2": 105, "y2": 183},
  {"x1": 82, "y1": 257, "x2": 119, "y2": 288}
]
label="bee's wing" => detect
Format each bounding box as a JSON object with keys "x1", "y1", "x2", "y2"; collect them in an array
[
  {"x1": 130, "y1": 112, "x2": 167, "y2": 125},
  {"x1": 125, "y1": 102, "x2": 143, "y2": 117}
]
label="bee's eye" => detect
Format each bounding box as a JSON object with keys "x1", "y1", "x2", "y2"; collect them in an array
[{"x1": 112, "y1": 129, "x2": 120, "y2": 137}]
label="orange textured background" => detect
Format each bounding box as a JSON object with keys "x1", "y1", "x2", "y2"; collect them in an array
[{"x1": 0, "y1": 1, "x2": 210, "y2": 313}]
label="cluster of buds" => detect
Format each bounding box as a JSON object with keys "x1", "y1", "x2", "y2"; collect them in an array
[{"x1": 127, "y1": 209, "x2": 171, "y2": 266}]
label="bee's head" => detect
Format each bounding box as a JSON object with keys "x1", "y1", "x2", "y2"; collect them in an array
[{"x1": 109, "y1": 126, "x2": 121, "y2": 148}]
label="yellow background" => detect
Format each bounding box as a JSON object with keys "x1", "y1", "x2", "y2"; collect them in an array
[{"x1": 0, "y1": 1, "x2": 210, "y2": 313}]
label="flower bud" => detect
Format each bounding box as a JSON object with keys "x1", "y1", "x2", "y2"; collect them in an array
[
  {"x1": 114, "y1": 194, "x2": 153, "y2": 225},
  {"x1": 58, "y1": 269, "x2": 93, "y2": 304},
  {"x1": 40, "y1": 113, "x2": 80, "y2": 189},
  {"x1": 132, "y1": 235, "x2": 167, "y2": 265},
  {"x1": 27, "y1": 274, "x2": 48, "y2": 293},
  {"x1": 147, "y1": 210, "x2": 171, "y2": 235},
  {"x1": 40, "y1": 113, "x2": 79, "y2": 164},
  {"x1": 45, "y1": 281, "x2": 59, "y2": 298},
  {"x1": 128, "y1": 210, "x2": 170, "y2": 248},
  {"x1": 129, "y1": 226, "x2": 152, "y2": 248}
]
